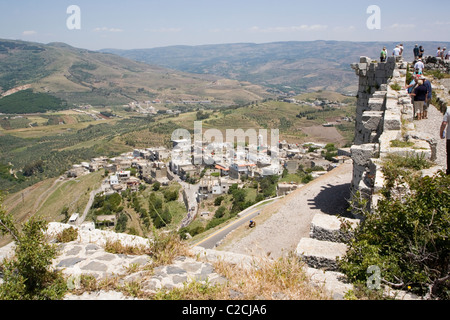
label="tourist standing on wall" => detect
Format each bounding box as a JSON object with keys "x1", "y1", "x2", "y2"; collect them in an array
[
  {"x1": 414, "y1": 58, "x2": 424, "y2": 75},
  {"x1": 399, "y1": 44, "x2": 404, "y2": 56},
  {"x1": 440, "y1": 107, "x2": 450, "y2": 175},
  {"x1": 440, "y1": 47, "x2": 447, "y2": 59},
  {"x1": 410, "y1": 79, "x2": 428, "y2": 120},
  {"x1": 419, "y1": 46, "x2": 425, "y2": 58},
  {"x1": 413, "y1": 44, "x2": 420, "y2": 60},
  {"x1": 437, "y1": 47, "x2": 441, "y2": 57},
  {"x1": 422, "y1": 76, "x2": 432, "y2": 120},
  {"x1": 380, "y1": 47, "x2": 387, "y2": 62},
  {"x1": 393, "y1": 45, "x2": 401, "y2": 57}
]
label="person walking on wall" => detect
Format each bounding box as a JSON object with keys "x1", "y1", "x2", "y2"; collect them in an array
[
  {"x1": 414, "y1": 58, "x2": 425, "y2": 75},
  {"x1": 410, "y1": 79, "x2": 428, "y2": 120},
  {"x1": 393, "y1": 45, "x2": 401, "y2": 57},
  {"x1": 380, "y1": 47, "x2": 387, "y2": 62},
  {"x1": 422, "y1": 75, "x2": 432, "y2": 120},
  {"x1": 419, "y1": 46, "x2": 425, "y2": 58},
  {"x1": 413, "y1": 44, "x2": 420, "y2": 60},
  {"x1": 440, "y1": 107, "x2": 450, "y2": 175}
]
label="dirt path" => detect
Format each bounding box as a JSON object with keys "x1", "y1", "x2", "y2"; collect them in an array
[
  {"x1": 414, "y1": 103, "x2": 447, "y2": 169},
  {"x1": 218, "y1": 162, "x2": 353, "y2": 259}
]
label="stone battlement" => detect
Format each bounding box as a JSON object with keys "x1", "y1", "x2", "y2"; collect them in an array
[{"x1": 349, "y1": 56, "x2": 438, "y2": 214}]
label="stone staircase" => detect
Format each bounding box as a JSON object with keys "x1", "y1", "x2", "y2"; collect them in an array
[
  {"x1": 295, "y1": 213, "x2": 359, "y2": 299},
  {"x1": 296, "y1": 213, "x2": 359, "y2": 271}
]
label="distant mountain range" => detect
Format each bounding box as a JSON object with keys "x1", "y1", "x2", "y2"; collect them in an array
[
  {"x1": 102, "y1": 41, "x2": 450, "y2": 95},
  {"x1": 0, "y1": 39, "x2": 272, "y2": 108},
  {"x1": 2, "y1": 39, "x2": 450, "y2": 112}
]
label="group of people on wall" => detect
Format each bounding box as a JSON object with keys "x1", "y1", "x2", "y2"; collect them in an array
[
  {"x1": 378, "y1": 43, "x2": 450, "y2": 175},
  {"x1": 379, "y1": 44, "x2": 450, "y2": 63}
]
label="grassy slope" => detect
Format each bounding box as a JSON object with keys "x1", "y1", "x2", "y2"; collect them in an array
[{"x1": 0, "y1": 39, "x2": 273, "y2": 107}]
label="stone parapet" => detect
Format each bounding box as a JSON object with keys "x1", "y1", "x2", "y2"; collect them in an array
[{"x1": 349, "y1": 56, "x2": 436, "y2": 213}]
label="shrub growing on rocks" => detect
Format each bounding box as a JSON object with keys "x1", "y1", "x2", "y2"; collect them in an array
[
  {"x1": 0, "y1": 199, "x2": 67, "y2": 300},
  {"x1": 339, "y1": 171, "x2": 449, "y2": 299}
]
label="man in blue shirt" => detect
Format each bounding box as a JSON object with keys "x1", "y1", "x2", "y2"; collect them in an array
[
  {"x1": 421, "y1": 76, "x2": 432, "y2": 119},
  {"x1": 440, "y1": 107, "x2": 450, "y2": 175},
  {"x1": 410, "y1": 80, "x2": 428, "y2": 120}
]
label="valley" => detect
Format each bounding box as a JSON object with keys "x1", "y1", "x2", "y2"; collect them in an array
[{"x1": 0, "y1": 38, "x2": 357, "y2": 255}]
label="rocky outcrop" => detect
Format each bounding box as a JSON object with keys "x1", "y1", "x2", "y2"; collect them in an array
[{"x1": 423, "y1": 56, "x2": 450, "y2": 74}]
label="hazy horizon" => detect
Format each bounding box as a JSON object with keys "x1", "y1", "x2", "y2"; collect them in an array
[{"x1": 1, "y1": 0, "x2": 449, "y2": 51}]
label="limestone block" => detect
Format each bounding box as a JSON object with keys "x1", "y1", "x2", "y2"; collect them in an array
[
  {"x1": 351, "y1": 144, "x2": 380, "y2": 167},
  {"x1": 379, "y1": 130, "x2": 401, "y2": 153},
  {"x1": 362, "y1": 111, "x2": 383, "y2": 131},
  {"x1": 310, "y1": 214, "x2": 360, "y2": 243},
  {"x1": 368, "y1": 97, "x2": 385, "y2": 111},
  {"x1": 372, "y1": 91, "x2": 387, "y2": 99},
  {"x1": 385, "y1": 97, "x2": 399, "y2": 111},
  {"x1": 296, "y1": 238, "x2": 348, "y2": 271},
  {"x1": 372, "y1": 166, "x2": 385, "y2": 194},
  {"x1": 305, "y1": 268, "x2": 353, "y2": 300},
  {"x1": 360, "y1": 56, "x2": 371, "y2": 64},
  {"x1": 383, "y1": 111, "x2": 402, "y2": 131}
]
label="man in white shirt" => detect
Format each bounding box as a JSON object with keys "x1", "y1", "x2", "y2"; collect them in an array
[
  {"x1": 393, "y1": 45, "x2": 401, "y2": 57},
  {"x1": 414, "y1": 59, "x2": 425, "y2": 74},
  {"x1": 440, "y1": 107, "x2": 450, "y2": 175}
]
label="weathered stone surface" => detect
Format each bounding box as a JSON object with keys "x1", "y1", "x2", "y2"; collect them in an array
[
  {"x1": 368, "y1": 98, "x2": 385, "y2": 111},
  {"x1": 362, "y1": 111, "x2": 383, "y2": 131},
  {"x1": 306, "y1": 268, "x2": 353, "y2": 300},
  {"x1": 384, "y1": 111, "x2": 402, "y2": 131},
  {"x1": 57, "y1": 257, "x2": 85, "y2": 267},
  {"x1": 310, "y1": 213, "x2": 360, "y2": 243},
  {"x1": 66, "y1": 246, "x2": 83, "y2": 256},
  {"x1": 296, "y1": 238, "x2": 348, "y2": 271},
  {"x1": 81, "y1": 261, "x2": 108, "y2": 272},
  {"x1": 351, "y1": 144, "x2": 379, "y2": 167}
]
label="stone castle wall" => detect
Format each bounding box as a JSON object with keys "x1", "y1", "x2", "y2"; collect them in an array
[{"x1": 349, "y1": 56, "x2": 436, "y2": 214}]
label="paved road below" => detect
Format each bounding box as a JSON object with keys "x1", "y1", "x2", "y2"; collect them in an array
[
  {"x1": 218, "y1": 162, "x2": 353, "y2": 259},
  {"x1": 192, "y1": 205, "x2": 266, "y2": 249}
]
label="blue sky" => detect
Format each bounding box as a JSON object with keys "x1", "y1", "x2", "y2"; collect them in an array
[{"x1": 1, "y1": 0, "x2": 449, "y2": 50}]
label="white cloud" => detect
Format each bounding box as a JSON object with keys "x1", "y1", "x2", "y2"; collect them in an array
[
  {"x1": 434, "y1": 21, "x2": 450, "y2": 26},
  {"x1": 387, "y1": 23, "x2": 415, "y2": 29},
  {"x1": 333, "y1": 26, "x2": 355, "y2": 32},
  {"x1": 93, "y1": 27, "x2": 124, "y2": 33},
  {"x1": 146, "y1": 27, "x2": 182, "y2": 33},
  {"x1": 248, "y1": 25, "x2": 328, "y2": 33},
  {"x1": 22, "y1": 30, "x2": 37, "y2": 36}
]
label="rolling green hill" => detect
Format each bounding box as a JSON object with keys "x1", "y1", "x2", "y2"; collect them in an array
[
  {"x1": 0, "y1": 39, "x2": 273, "y2": 109},
  {"x1": 0, "y1": 89, "x2": 67, "y2": 114}
]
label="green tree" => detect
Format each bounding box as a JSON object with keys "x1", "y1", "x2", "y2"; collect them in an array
[
  {"x1": 152, "y1": 181, "x2": 161, "y2": 191},
  {"x1": 214, "y1": 196, "x2": 224, "y2": 206},
  {"x1": 214, "y1": 206, "x2": 227, "y2": 218},
  {"x1": 115, "y1": 213, "x2": 128, "y2": 233},
  {"x1": 0, "y1": 199, "x2": 67, "y2": 299},
  {"x1": 339, "y1": 171, "x2": 450, "y2": 299}
]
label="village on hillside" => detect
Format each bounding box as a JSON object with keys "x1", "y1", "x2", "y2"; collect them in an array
[{"x1": 65, "y1": 135, "x2": 351, "y2": 228}]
